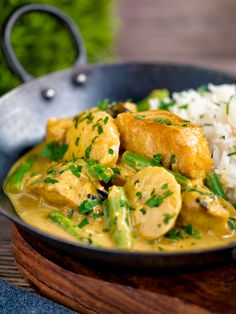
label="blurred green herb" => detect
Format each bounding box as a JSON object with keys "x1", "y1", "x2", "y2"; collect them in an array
[{"x1": 0, "y1": 0, "x2": 116, "y2": 95}]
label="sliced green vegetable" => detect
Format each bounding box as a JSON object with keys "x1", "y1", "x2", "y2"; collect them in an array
[
  {"x1": 122, "y1": 151, "x2": 189, "y2": 187},
  {"x1": 48, "y1": 212, "x2": 88, "y2": 243},
  {"x1": 122, "y1": 151, "x2": 152, "y2": 171},
  {"x1": 4, "y1": 155, "x2": 36, "y2": 193},
  {"x1": 136, "y1": 89, "x2": 170, "y2": 112},
  {"x1": 105, "y1": 186, "x2": 133, "y2": 249},
  {"x1": 205, "y1": 172, "x2": 227, "y2": 200}
]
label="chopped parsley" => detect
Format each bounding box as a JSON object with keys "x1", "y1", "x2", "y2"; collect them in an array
[
  {"x1": 41, "y1": 141, "x2": 68, "y2": 162},
  {"x1": 179, "y1": 104, "x2": 188, "y2": 110},
  {"x1": 182, "y1": 224, "x2": 201, "y2": 239},
  {"x1": 161, "y1": 183, "x2": 168, "y2": 190},
  {"x1": 163, "y1": 213, "x2": 175, "y2": 224},
  {"x1": 78, "y1": 200, "x2": 100, "y2": 215},
  {"x1": 30, "y1": 178, "x2": 41, "y2": 186},
  {"x1": 228, "y1": 217, "x2": 236, "y2": 230},
  {"x1": 78, "y1": 218, "x2": 89, "y2": 228},
  {"x1": 227, "y1": 151, "x2": 236, "y2": 157},
  {"x1": 68, "y1": 165, "x2": 82, "y2": 178},
  {"x1": 112, "y1": 167, "x2": 121, "y2": 176},
  {"x1": 166, "y1": 229, "x2": 184, "y2": 240},
  {"x1": 108, "y1": 148, "x2": 114, "y2": 155},
  {"x1": 47, "y1": 167, "x2": 56, "y2": 176},
  {"x1": 75, "y1": 137, "x2": 80, "y2": 146},
  {"x1": 97, "y1": 125, "x2": 103, "y2": 134},
  {"x1": 91, "y1": 212, "x2": 104, "y2": 219},
  {"x1": 203, "y1": 123, "x2": 213, "y2": 127},
  {"x1": 134, "y1": 115, "x2": 145, "y2": 120},
  {"x1": 159, "y1": 100, "x2": 175, "y2": 111},
  {"x1": 136, "y1": 191, "x2": 142, "y2": 199},
  {"x1": 197, "y1": 85, "x2": 208, "y2": 95},
  {"x1": 73, "y1": 115, "x2": 79, "y2": 128},
  {"x1": 140, "y1": 208, "x2": 146, "y2": 215},
  {"x1": 152, "y1": 154, "x2": 162, "y2": 166},
  {"x1": 85, "y1": 144, "x2": 93, "y2": 160},
  {"x1": 155, "y1": 117, "x2": 174, "y2": 125},
  {"x1": 103, "y1": 116, "x2": 109, "y2": 124},
  {"x1": 145, "y1": 190, "x2": 173, "y2": 208},
  {"x1": 170, "y1": 154, "x2": 176, "y2": 164},
  {"x1": 68, "y1": 209, "x2": 74, "y2": 219},
  {"x1": 44, "y1": 177, "x2": 59, "y2": 184},
  {"x1": 226, "y1": 102, "x2": 230, "y2": 115},
  {"x1": 98, "y1": 98, "x2": 109, "y2": 111}
]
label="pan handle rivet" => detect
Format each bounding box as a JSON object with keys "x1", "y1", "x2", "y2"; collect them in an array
[
  {"x1": 42, "y1": 88, "x2": 56, "y2": 100},
  {"x1": 73, "y1": 73, "x2": 87, "y2": 86}
]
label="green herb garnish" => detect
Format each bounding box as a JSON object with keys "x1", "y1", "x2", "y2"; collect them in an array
[
  {"x1": 145, "y1": 190, "x2": 173, "y2": 208},
  {"x1": 78, "y1": 200, "x2": 100, "y2": 215},
  {"x1": 78, "y1": 218, "x2": 89, "y2": 228},
  {"x1": 170, "y1": 154, "x2": 176, "y2": 164},
  {"x1": 41, "y1": 141, "x2": 68, "y2": 162},
  {"x1": 166, "y1": 229, "x2": 184, "y2": 240},
  {"x1": 163, "y1": 213, "x2": 175, "y2": 224},
  {"x1": 182, "y1": 224, "x2": 201, "y2": 239},
  {"x1": 98, "y1": 98, "x2": 109, "y2": 111},
  {"x1": 85, "y1": 144, "x2": 93, "y2": 160},
  {"x1": 44, "y1": 177, "x2": 59, "y2": 184},
  {"x1": 69, "y1": 165, "x2": 82, "y2": 178},
  {"x1": 68, "y1": 209, "x2": 74, "y2": 219},
  {"x1": 108, "y1": 148, "x2": 114, "y2": 155},
  {"x1": 228, "y1": 151, "x2": 236, "y2": 157}
]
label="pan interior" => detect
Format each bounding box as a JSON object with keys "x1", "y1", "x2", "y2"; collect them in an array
[{"x1": 1, "y1": 63, "x2": 236, "y2": 267}]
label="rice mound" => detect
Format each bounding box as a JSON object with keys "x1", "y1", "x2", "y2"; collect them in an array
[{"x1": 150, "y1": 84, "x2": 236, "y2": 204}]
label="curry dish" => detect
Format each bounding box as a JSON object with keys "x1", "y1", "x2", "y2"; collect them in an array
[{"x1": 4, "y1": 95, "x2": 236, "y2": 252}]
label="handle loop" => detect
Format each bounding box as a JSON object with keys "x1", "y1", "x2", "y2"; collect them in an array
[{"x1": 1, "y1": 4, "x2": 86, "y2": 82}]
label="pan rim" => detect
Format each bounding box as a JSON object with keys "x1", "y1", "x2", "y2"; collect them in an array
[{"x1": 1, "y1": 60, "x2": 236, "y2": 104}]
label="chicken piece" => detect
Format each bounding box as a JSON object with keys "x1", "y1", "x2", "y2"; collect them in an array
[
  {"x1": 25, "y1": 160, "x2": 103, "y2": 209},
  {"x1": 65, "y1": 111, "x2": 120, "y2": 167},
  {"x1": 115, "y1": 110, "x2": 212, "y2": 179},
  {"x1": 46, "y1": 118, "x2": 72, "y2": 144},
  {"x1": 124, "y1": 166, "x2": 181, "y2": 240},
  {"x1": 179, "y1": 184, "x2": 231, "y2": 237}
]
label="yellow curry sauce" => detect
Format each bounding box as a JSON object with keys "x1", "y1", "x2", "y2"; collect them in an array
[{"x1": 3, "y1": 105, "x2": 236, "y2": 252}]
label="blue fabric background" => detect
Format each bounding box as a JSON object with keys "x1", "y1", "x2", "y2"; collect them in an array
[{"x1": 0, "y1": 280, "x2": 77, "y2": 314}]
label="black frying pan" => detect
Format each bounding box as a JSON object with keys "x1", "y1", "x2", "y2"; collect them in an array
[{"x1": 1, "y1": 4, "x2": 236, "y2": 271}]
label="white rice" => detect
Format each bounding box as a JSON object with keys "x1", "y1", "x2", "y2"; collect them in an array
[{"x1": 150, "y1": 84, "x2": 236, "y2": 204}]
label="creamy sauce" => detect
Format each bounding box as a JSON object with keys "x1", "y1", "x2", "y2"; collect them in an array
[{"x1": 4, "y1": 144, "x2": 236, "y2": 252}]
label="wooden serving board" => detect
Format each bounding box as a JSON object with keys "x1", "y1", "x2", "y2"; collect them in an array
[{"x1": 11, "y1": 225, "x2": 236, "y2": 314}]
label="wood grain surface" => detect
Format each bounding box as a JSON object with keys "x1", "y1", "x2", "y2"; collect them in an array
[
  {"x1": 117, "y1": 0, "x2": 236, "y2": 73},
  {"x1": 1, "y1": 0, "x2": 236, "y2": 310},
  {"x1": 12, "y1": 224, "x2": 236, "y2": 313}
]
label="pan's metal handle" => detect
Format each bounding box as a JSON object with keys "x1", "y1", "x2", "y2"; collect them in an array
[{"x1": 1, "y1": 3, "x2": 86, "y2": 83}]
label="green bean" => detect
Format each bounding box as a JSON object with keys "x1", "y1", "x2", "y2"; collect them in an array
[
  {"x1": 136, "y1": 89, "x2": 170, "y2": 112},
  {"x1": 122, "y1": 151, "x2": 152, "y2": 170},
  {"x1": 167, "y1": 170, "x2": 189, "y2": 188},
  {"x1": 48, "y1": 212, "x2": 89, "y2": 244},
  {"x1": 4, "y1": 155, "x2": 36, "y2": 193},
  {"x1": 205, "y1": 173, "x2": 228, "y2": 200},
  {"x1": 122, "y1": 151, "x2": 190, "y2": 187},
  {"x1": 106, "y1": 186, "x2": 133, "y2": 249},
  {"x1": 88, "y1": 164, "x2": 113, "y2": 184}
]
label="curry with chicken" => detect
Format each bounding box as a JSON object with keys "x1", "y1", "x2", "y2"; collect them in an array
[{"x1": 3, "y1": 98, "x2": 236, "y2": 251}]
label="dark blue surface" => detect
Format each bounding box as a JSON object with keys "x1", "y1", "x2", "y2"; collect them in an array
[{"x1": 0, "y1": 280, "x2": 77, "y2": 314}]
